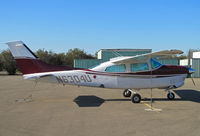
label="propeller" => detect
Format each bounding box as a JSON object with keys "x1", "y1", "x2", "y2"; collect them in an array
[
  {"x1": 187, "y1": 50, "x2": 196, "y2": 86},
  {"x1": 188, "y1": 67, "x2": 196, "y2": 86},
  {"x1": 191, "y1": 77, "x2": 196, "y2": 86}
]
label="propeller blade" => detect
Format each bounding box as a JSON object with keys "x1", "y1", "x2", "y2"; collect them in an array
[{"x1": 191, "y1": 78, "x2": 196, "y2": 86}]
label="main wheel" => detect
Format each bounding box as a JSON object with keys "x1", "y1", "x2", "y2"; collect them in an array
[
  {"x1": 131, "y1": 94, "x2": 141, "y2": 103},
  {"x1": 167, "y1": 92, "x2": 175, "y2": 100},
  {"x1": 123, "y1": 89, "x2": 132, "y2": 97}
]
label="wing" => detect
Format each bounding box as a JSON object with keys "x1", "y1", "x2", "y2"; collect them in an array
[{"x1": 113, "y1": 49, "x2": 183, "y2": 64}]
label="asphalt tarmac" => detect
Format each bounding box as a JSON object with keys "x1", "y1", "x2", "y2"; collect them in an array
[{"x1": 0, "y1": 75, "x2": 200, "y2": 136}]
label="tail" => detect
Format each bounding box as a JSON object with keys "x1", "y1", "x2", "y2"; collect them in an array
[{"x1": 6, "y1": 41, "x2": 74, "y2": 74}]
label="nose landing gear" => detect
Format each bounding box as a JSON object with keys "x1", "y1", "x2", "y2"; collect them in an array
[{"x1": 167, "y1": 92, "x2": 175, "y2": 100}]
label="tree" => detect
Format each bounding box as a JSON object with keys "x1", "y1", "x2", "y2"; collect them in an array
[
  {"x1": 65, "y1": 48, "x2": 95, "y2": 66},
  {"x1": 36, "y1": 49, "x2": 66, "y2": 66},
  {"x1": 0, "y1": 50, "x2": 17, "y2": 75},
  {"x1": 0, "y1": 55, "x2": 3, "y2": 71},
  {"x1": 36, "y1": 48, "x2": 95, "y2": 67},
  {"x1": 177, "y1": 55, "x2": 187, "y2": 60}
]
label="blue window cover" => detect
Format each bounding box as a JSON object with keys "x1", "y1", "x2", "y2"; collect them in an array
[
  {"x1": 151, "y1": 59, "x2": 162, "y2": 69},
  {"x1": 105, "y1": 64, "x2": 126, "y2": 72},
  {"x1": 131, "y1": 63, "x2": 149, "y2": 72}
]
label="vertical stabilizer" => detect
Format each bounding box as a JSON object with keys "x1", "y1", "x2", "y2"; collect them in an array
[
  {"x1": 6, "y1": 41, "x2": 38, "y2": 59},
  {"x1": 6, "y1": 41, "x2": 72, "y2": 74}
]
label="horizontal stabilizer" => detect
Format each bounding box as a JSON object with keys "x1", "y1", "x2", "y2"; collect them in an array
[{"x1": 24, "y1": 74, "x2": 59, "y2": 83}]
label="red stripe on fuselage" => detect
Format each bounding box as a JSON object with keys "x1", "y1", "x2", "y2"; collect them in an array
[
  {"x1": 130, "y1": 65, "x2": 188, "y2": 75},
  {"x1": 15, "y1": 58, "x2": 86, "y2": 74},
  {"x1": 85, "y1": 65, "x2": 188, "y2": 76}
]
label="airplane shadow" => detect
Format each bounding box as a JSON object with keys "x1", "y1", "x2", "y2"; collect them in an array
[
  {"x1": 74, "y1": 89, "x2": 200, "y2": 107},
  {"x1": 174, "y1": 89, "x2": 200, "y2": 103},
  {"x1": 74, "y1": 95, "x2": 105, "y2": 107},
  {"x1": 73, "y1": 95, "x2": 130, "y2": 107}
]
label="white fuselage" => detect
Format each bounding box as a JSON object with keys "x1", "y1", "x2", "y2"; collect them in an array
[{"x1": 24, "y1": 70, "x2": 187, "y2": 89}]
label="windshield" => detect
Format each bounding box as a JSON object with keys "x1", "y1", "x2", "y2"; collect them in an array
[{"x1": 151, "y1": 59, "x2": 162, "y2": 69}]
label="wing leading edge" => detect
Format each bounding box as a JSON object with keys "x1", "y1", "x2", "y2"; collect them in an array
[{"x1": 113, "y1": 49, "x2": 183, "y2": 64}]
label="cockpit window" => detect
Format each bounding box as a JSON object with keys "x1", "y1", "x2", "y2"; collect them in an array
[
  {"x1": 105, "y1": 64, "x2": 126, "y2": 72},
  {"x1": 131, "y1": 63, "x2": 149, "y2": 72},
  {"x1": 151, "y1": 59, "x2": 162, "y2": 69}
]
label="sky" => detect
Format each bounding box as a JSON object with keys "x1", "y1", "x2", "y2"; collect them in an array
[{"x1": 0, "y1": 0, "x2": 199, "y2": 55}]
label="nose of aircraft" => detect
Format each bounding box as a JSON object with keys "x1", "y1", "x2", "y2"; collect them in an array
[{"x1": 188, "y1": 68, "x2": 195, "y2": 74}]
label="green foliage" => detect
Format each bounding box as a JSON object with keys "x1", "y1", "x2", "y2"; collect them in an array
[
  {"x1": 36, "y1": 49, "x2": 66, "y2": 66},
  {"x1": 177, "y1": 55, "x2": 187, "y2": 60},
  {"x1": 0, "y1": 48, "x2": 96, "y2": 75},
  {"x1": 0, "y1": 50, "x2": 17, "y2": 75},
  {"x1": 65, "y1": 48, "x2": 95, "y2": 66},
  {"x1": 0, "y1": 55, "x2": 3, "y2": 71},
  {"x1": 36, "y1": 48, "x2": 95, "y2": 67}
]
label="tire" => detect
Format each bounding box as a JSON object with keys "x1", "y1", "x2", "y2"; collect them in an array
[
  {"x1": 131, "y1": 94, "x2": 141, "y2": 103},
  {"x1": 123, "y1": 89, "x2": 132, "y2": 97},
  {"x1": 167, "y1": 92, "x2": 175, "y2": 100}
]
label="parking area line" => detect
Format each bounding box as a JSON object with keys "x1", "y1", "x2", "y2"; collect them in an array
[{"x1": 141, "y1": 101, "x2": 162, "y2": 112}]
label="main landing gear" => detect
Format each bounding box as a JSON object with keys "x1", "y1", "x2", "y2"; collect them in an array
[
  {"x1": 123, "y1": 89, "x2": 132, "y2": 97},
  {"x1": 123, "y1": 89, "x2": 141, "y2": 103},
  {"x1": 123, "y1": 89, "x2": 175, "y2": 103}
]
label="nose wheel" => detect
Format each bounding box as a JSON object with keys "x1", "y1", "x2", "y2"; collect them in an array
[{"x1": 167, "y1": 92, "x2": 175, "y2": 100}]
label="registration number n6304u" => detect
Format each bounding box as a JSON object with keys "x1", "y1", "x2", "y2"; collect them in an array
[{"x1": 56, "y1": 75, "x2": 92, "y2": 84}]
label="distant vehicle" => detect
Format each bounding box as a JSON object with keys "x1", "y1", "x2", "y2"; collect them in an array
[{"x1": 6, "y1": 41, "x2": 195, "y2": 103}]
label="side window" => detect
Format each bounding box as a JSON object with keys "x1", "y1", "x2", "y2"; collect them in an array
[
  {"x1": 131, "y1": 63, "x2": 149, "y2": 72},
  {"x1": 151, "y1": 59, "x2": 162, "y2": 69},
  {"x1": 105, "y1": 64, "x2": 126, "y2": 72}
]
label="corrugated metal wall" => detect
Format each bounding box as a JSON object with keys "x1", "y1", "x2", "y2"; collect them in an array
[
  {"x1": 156, "y1": 59, "x2": 179, "y2": 65},
  {"x1": 191, "y1": 59, "x2": 200, "y2": 78},
  {"x1": 101, "y1": 51, "x2": 151, "y2": 61},
  {"x1": 74, "y1": 59, "x2": 103, "y2": 69},
  {"x1": 74, "y1": 58, "x2": 179, "y2": 69}
]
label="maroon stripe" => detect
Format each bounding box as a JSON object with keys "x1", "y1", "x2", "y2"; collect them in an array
[
  {"x1": 85, "y1": 71, "x2": 175, "y2": 78},
  {"x1": 84, "y1": 65, "x2": 188, "y2": 75},
  {"x1": 15, "y1": 58, "x2": 89, "y2": 74}
]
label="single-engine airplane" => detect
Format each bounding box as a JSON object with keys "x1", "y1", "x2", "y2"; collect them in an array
[{"x1": 6, "y1": 41, "x2": 195, "y2": 103}]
